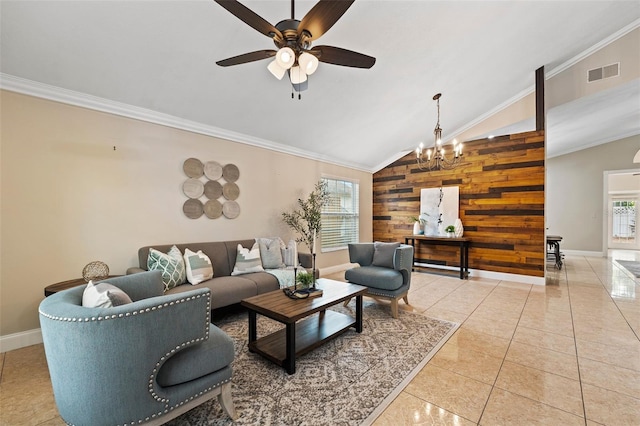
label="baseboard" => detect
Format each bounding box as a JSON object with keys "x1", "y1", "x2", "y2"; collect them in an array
[
  {"x1": 414, "y1": 262, "x2": 545, "y2": 286},
  {"x1": 471, "y1": 269, "x2": 545, "y2": 286},
  {"x1": 0, "y1": 328, "x2": 43, "y2": 353},
  {"x1": 562, "y1": 249, "x2": 604, "y2": 257}
]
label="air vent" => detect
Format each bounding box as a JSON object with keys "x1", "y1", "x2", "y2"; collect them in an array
[{"x1": 588, "y1": 62, "x2": 619, "y2": 82}]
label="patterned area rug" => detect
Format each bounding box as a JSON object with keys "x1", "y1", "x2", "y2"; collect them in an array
[
  {"x1": 167, "y1": 300, "x2": 458, "y2": 426},
  {"x1": 616, "y1": 260, "x2": 640, "y2": 278}
]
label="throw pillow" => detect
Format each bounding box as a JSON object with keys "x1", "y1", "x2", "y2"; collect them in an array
[
  {"x1": 282, "y1": 239, "x2": 298, "y2": 267},
  {"x1": 371, "y1": 242, "x2": 401, "y2": 269},
  {"x1": 258, "y1": 237, "x2": 285, "y2": 269},
  {"x1": 231, "y1": 242, "x2": 265, "y2": 275},
  {"x1": 82, "y1": 281, "x2": 132, "y2": 308},
  {"x1": 147, "y1": 245, "x2": 186, "y2": 291},
  {"x1": 183, "y1": 248, "x2": 214, "y2": 285}
]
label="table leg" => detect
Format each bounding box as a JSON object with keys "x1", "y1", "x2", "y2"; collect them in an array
[
  {"x1": 406, "y1": 237, "x2": 416, "y2": 272},
  {"x1": 248, "y1": 310, "x2": 257, "y2": 353},
  {"x1": 459, "y1": 241, "x2": 464, "y2": 279},
  {"x1": 464, "y1": 242, "x2": 469, "y2": 278},
  {"x1": 285, "y1": 322, "x2": 296, "y2": 375},
  {"x1": 355, "y1": 294, "x2": 363, "y2": 333}
]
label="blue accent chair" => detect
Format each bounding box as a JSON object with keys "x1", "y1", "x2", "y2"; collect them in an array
[
  {"x1": 344, "y1": 243, "x2": 414, "y2": 318},
  {"x1": 38, "y1": 271, "x2": 238, "y2": 425}
]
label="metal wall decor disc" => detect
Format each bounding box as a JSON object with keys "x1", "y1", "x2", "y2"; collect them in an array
[
  {"x1": 204, "y1": 200, "x2": 223, "y2": 219},
  {"x1": 204, "y1": 161, "x2": 223, "y2": 180},
  {"x1": 183, "y1": 199, "x2": 204, "y2": 219},
  {"x1": 222, "y1": 182, "x2": 240, "y2": 200},
  {"x1": 222, "y1": 201, "x2": 240, "y2": 219},
  {"x1": 204, "y1": 180, "x2": 223, "y2": 199},
  {"x1": 183, "y1": 178, "x2": 204, "y2": 199},
  {"x1": 222, "y1": 164, "x2": 240, "y2": 182},
  {"x1": 183, "y1": 158, "x2": 204, "y2": 178}
]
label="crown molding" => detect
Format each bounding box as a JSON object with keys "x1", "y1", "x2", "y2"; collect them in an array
[{"x1": 0, "y1": 73, "x2": 372, "y2": 173}]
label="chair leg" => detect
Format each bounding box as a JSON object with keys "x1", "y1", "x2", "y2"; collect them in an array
[
  {"x1": 390, "y1": 298, "x2": 399, "y2": 319},
  {"x1": 402, "y1": 294, "x2": 409, "y2": 305},
  {"x1": 218, "y1": 382, "x2": 238, "y2": 420},
  {"x1": 343, "y1": 297, "x2": 352, "y2": 307}
]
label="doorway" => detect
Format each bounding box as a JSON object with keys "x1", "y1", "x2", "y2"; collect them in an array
[{"x1": 606, "y1": 171, "x2": 640, "y2": 251}]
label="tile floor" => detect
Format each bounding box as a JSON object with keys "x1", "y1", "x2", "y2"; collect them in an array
[{"x1": 1, "y1": 252, "x2": 638, "y2": 425}]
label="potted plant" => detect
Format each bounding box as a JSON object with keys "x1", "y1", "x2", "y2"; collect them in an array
[
  {"x1": 296, "y1": 271, "x2": 314, "y2": 289},
  {"x1": 410, "y1": 212, "x2": 429, "y2": 235},
  {"x1": 445, "y1": 225, "x2": 456, "y2": 237},
  {"x1": 282, "y1": 180, "x2": 330, "y2": 254}
]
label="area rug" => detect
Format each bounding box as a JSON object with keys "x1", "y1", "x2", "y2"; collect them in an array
[
  {"x1": 167, "y1": 300, "x2": 458, "y2": 426},
  {"x1": 616, "y1": 260, "x2": 640, "y2": 278}
]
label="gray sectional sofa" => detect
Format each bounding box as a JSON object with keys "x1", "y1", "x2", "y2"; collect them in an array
[{"x1": 127, "y1": 239, "x2": 312, "y2": 310}]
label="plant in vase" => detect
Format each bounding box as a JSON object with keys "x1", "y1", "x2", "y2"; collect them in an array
[
  {"x1": 445, "y1": 225, "x2": 456, "y2": 237},
  {"x1": 281, "y1": 180, "x2": 330, "y2": 254},
  {"x1": 295, "y1": 271, "x2": 314, "y2": 289},
  {"x1": 410, "y1": 215, "x2": 426, "y2": 235}
]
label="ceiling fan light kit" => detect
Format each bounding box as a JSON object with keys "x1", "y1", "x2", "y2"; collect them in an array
[
  {"x1": 214, "y1": 0, "x2": 375, "y2": 98},
  {"x1": 416, "y1": 93, "x2": 463, "y2": 171}
]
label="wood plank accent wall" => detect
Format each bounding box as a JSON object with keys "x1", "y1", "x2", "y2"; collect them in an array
[{"x1": 373, "y1": 130, "x2": 545, "y2": 277}]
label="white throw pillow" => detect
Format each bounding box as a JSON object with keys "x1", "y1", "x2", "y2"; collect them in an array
[
  {"x1": 231, "y1": 243, "x2": 265, "y2": 275},
  {"x1": 282, "y1": 239, "x2": 298, "y2": 267},
  {"x1": 183, "y1": 248, "x2": 214, "y2": 285},
  {"x1": 82, "y1": 281, "x2": 132, "y2": 308},
  {"x1": 258, "y1": 237, "x2": 285, "y2": 269}
]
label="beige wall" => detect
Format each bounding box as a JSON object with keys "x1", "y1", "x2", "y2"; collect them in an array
[
  {"x1": 546, "y1": 135, "x2": 640, "y2": 252},
  {"x1": 0, "y1": 90, "x2": 372, "y2": 336},
  {"x1": 547, "y1": 28, "x2": 640, "y2": 108}
]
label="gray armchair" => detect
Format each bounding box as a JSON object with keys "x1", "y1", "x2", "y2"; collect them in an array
[
  {"x1": 38, "y1": 271, "x2": 237, "y2": 426},
  {"x1": 344, "y1": 242, "x2": 414, "y2": 318}
]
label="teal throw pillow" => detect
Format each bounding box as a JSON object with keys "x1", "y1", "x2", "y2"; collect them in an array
[{"x1": 147, "y1": 245, "x2": 186, "y2": 291}]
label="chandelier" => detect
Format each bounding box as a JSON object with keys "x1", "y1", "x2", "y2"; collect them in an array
[{"x1": 416, "y1": 93, "x2": 463, "y2": 170}]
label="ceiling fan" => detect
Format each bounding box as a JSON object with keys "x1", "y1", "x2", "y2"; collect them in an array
[{"x1": 214, "y1": 0, "x2": 375, "y2": 95}]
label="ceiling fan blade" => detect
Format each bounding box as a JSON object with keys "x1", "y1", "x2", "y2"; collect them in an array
[
  {"x1": 298, "y1": 0, "x2": 355, "y2": 41},
  {"x1": 310, "y1": 45, "x2": 375, "y2": 68},
  {"x1": 214, "y1": 0, "x2": 283, "y2": 42},
  {"x1": 216, "y1": 50, "x2": 277, "y2": 67}
]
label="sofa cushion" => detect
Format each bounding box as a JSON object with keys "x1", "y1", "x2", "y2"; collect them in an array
[
  {"x1": 231, "y1": 243, "x2": 265, "y2": 275},
  {"x1": 156, "y1": 324, "x2": 234, "y2": 387},
  {"x1": 82, "y1": 281, "x2": 132, "y2": 308},
  {"x1": 147, "y1": 245, "x2": 186, "y2": 291},
  {"x1": 183, "y1": 248, "x2": 214, "y2": 285},
  {"x1": 345, "y1": 266, "x2": 404, "y2": 291},
  {"x1": 371, "y1": 242, "x2": 400, "y2": 269},
  {"x1": 165, "y1": 275, "x2": 261, "y2": 309},
  {"x1": 257, "y1": 237, "x2": 285, "y2": 269}
]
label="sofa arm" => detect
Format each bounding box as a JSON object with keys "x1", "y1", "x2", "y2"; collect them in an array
[
  {"x1": 298, "y1": 252, "x2": 313, "y2": 269},
  {"x1": 126, "y1": 266, "x2": 146, "y2": 275},
  {"x1": 394, "y1": 245, "x2": 414, "y2": 286}
]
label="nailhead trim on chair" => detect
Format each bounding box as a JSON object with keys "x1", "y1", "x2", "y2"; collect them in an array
[
  {"x1": 43, "y1": 293, "x2": 229, "y2": 425},
  {"x1": 38, "y1": 294, "x2": 207, "y2": 322}
]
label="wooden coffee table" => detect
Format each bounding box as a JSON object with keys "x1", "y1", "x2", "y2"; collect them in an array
[{"x1": 241, "y1": 278, "x2": 367, "y2": 374}]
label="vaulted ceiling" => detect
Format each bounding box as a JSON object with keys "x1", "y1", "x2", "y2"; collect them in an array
[{"x1": 1, "y1": 1, "x2": 639, "y2": 172}]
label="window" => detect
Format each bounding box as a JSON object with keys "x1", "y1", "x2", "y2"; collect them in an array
[{"x1": 321, "y1": 178, "x2": 359, "y2": 251}]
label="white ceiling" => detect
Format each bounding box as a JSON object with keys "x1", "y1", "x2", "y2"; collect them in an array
[{"x1": 1, "y1": 1, "x2": 639, "y2": 172}]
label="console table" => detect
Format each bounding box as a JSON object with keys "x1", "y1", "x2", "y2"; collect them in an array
[
  {"x1": 404, "y1": 235, "x2": 470, "y2": 279},
  {"x1": 44, "y1": 276, "x2": 120, "y2": 296}
]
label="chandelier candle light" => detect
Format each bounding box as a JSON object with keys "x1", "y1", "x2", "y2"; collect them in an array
[{"x1": 416, "y1": 93, "x2": 463, "y2": 170}]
